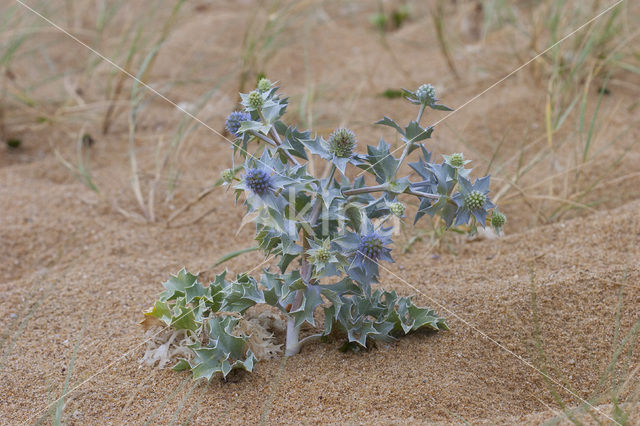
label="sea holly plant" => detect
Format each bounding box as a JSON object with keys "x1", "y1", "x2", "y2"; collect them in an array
[{"x1": 142, "y1": 79, "x2": 505, "y2": 380}]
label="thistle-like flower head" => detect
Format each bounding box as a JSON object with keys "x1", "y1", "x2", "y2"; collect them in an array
[
  {"x1": 342, "y1": 226, "x2": 394, "y2": 287},
  {"x1": 244, "y1": 168, "x2": 272, "y2": 195},
  {"x1": 225, "y1": 111, "x2": 250, "y2": 137},
  {"x1": 314, "y1": 247, "x2": 331, "y2": 263},
  {"x1": 221, "y1": 168, "x2": 235, "y2": 183},
  {"x1": 257, "y1": 78, "x2": 273, "y2": 92},
  {"x1": 446, "y1": 152, "x2": 468, "y2": 168},
  {"x1": 452, "y1": 176, "x2": 495, "y2": 227},
  {"x1": 389, "y1": 201, "x2": 406, "y2": 217},
  {"x1": 490, "y1": 210, "x2": 506, "y2": 233},
  {"x1": 248, "y1": 90, "x2": 264, "y2": 109},
  {"x1": 416, "y1": 83, "x2": 436, "y2": 105},
  {"x1": 464, "y1": 190, "x2": 486, "y2": 211},
  {"x1": 328, "y1": 128, "x2": 356, "y2": 158},
  {"x1": 358, "y1": 233, "x2": 385, "y2": 261},
  {"x1": 307, "y1": 238, "x2": 342, "y2": 278}
]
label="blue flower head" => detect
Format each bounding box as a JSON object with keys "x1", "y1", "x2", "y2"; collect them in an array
[
  {"x1": 345, "y1": 227, "x2": 394, "y2": 289},
  {"x1": 358, "y1": 233, "x2": 387, "y2": 261},
  {"x1": 225, "y1": 111, "x2": 250, "y2": 137},
  {"x1": 244, "y1": 168, "x2": 273, "y2": 195}
]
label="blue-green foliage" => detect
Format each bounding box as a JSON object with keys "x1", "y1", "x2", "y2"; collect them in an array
[{"x1": 147, "y1": 81, "x2": 504, "y2": 380}]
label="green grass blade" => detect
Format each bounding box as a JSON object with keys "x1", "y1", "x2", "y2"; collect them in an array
[
  {"x1": 53, "y1": 315, "x2": 88, "y2": 425},
  {"x1": 211, "y1": 246, "x2": 260, "y2": 268}
]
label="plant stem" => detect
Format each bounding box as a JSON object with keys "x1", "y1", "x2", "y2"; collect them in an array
[
  {"x1": 416, "y1": 103, "x2": 426, "y2": 124},
  {"x1": 395, "y1": 103, "x2": 426, "y2": 173},
  {"x1": 256, "y1": 111, "x2": 300, "y2": 166},
  {"x1": 406, "y1": 189, "x2": 440, "y2": 200},
  {"x1": 342, "y1": 184, "x2": 440, "y2": 200},
  {"x1": 342, "y1": 184, "x2": 388, "y2": 196},
  {"x1": 285, "y1": 164, "x2": 337, "y2": 356},
  {"x1": 269, "y1": 125, "x2": 284, "y2": 146},
  {"x1": 249, "y1": 130, "x2": 276, "y2": 147},
  {"x1": 285, "y1": 317, "x2": 300, "y2": 356}
]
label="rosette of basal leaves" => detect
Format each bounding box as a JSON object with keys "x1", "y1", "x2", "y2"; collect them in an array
[
  {"x1": 147, "y1": 269, "x2": 265, "y2": 324},
  {"x1": 452, "y1": 175, "x2": 495, "y2": 226},
  {"x1": 144, "y1": 269, "x2": 265, "y2": 379},
  {"x1": 186, "y1": 316, "x2": 257, "y2": 380},
  {"x1": 260, "y1": 270, "x2": 325, "y2": 329},
  {"x1": 319, "y1": 281, "x2": 448, "y2": 349}
]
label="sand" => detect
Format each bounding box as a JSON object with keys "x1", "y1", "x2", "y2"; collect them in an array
[{"x1": 1, "y1": 1, "x2": 640, "y2": 424}]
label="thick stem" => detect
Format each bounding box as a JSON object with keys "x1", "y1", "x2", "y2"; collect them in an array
[
  {"x1": 285, "y1": 273, "x2": 305, "y2": 356},
  {"x1": 406, "y1": 189, "x2": 440, "y2": 200},
  {"x1": 285, "y1": 317, "x2": 300, "y2": 356},
  {"x1": 249, "y1": 130, "x2": 276, "y2": 147},
  {"x1": 342, "y1": 185, "x2": 439, "y2": 200},
  {"x1": 342, "y1": 184, "x2": 388, "y2": 196},
  {"x1": 285, "y1": 164, "x2": 337, "y2": 355},
  {"x1": 270, "y1": 126, "x2": 284, "y2": 146}
]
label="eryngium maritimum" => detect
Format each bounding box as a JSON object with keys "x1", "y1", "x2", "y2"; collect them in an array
[
  {"x1": 449, "y1": 153, "x2": 464, "y2": 168},
  {"x1": 358, "y1": 233, "x2": 385, "y2": 261},
  {"x1": 248, "y1": 90, "x2": 264, "y2": 109},
  {"x1": 464, "y1": 190, "x2": 486, "y2": 211},
  {"x1": 416, "y1": 83, "x2": 436, "y2": 104},
  {"x1": 245, "y1": 168, "x2": 272, "y2": 195},
  {"x1": 257, "y1": 78, "x2": 273, "y2": 92},
  {"x1": 328, "y1": 128, "x2": 356, "y2": 158},
  {"x1": 389, "y1": 202, "x2": 405, "y2": 217},
  {"x1": 225, "y1": 111, "x2": 250, "y2": 137},
  {"x1": 314, "y1": 247, "x2": 331, "y2": 263},
  {"x1": 491, "y1": 210, "x2": 506, "y2": 228}
]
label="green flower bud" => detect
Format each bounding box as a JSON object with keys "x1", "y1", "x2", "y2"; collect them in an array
[
  {"x1": 491, "y1": 210, "x2": 506, "y2": 229},
  {"x1": 416, "y1": 84, "x2": 436, "y2": 105},
  {"x1": 389, "y1": 201, "x2": 405, "y2": 217},
  {"x1": 248, "y1": 90, "x2": 264, "y2": 109},
  {"x1": 464, "y1": 190, "x2": 486, "y2": 211},
  {"x1": 313, "y1": 247, "x2": 331, "y2": 263},
  {"x1": 449, "y1": 153, "x2": 464, "y2": 168},
  {"x1": 257, "y1": 78, "x2": 272, "y2": 92},
  {"x1": 328, "y1": 128, "x2": 356, "y2": 158},
  {"x1": 221, "y1": 168, "x2": 234, "y2": 183}
]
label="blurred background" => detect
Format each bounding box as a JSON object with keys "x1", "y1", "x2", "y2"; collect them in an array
[{"x1": 1, "y1": 0, "x2": 639, "y2": 237}]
